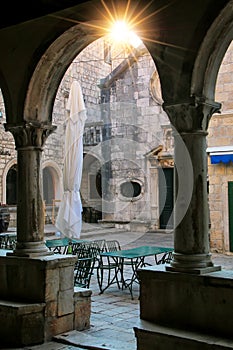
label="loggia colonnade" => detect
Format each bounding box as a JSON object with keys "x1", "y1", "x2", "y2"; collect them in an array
[{"x1": 0, "y1": 0, "x2": 233, "y2": 348}]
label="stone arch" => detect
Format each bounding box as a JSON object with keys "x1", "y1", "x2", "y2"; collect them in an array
[
  {"x1": 42, "y1": 160, "x2": 63, "y2": 203},
  {"x1": 24, "y1": 23, "x2": 102, "y2": 123},
  {"x1": 192, "y1": 0, "x2": 233, "y2": 101},
  {"x1": 2, "y1": 158, "x2": 17, "y2": 204}
]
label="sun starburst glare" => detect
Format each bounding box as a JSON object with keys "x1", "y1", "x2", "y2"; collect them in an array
[
  {"x1": 51, "y1": 0, "x2": 186, "y2": 52},
  {"x1": 108, "y1": 20, "x2": 142, "y2": 48},
  {"x1": 110, "y1": 20, "x2": 130, "y2": 43}
]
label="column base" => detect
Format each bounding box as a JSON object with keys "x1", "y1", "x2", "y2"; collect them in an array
[
  {"x1": 166, "y1": 252, "x2": 221, "y2": 274},
  {"x1": 166, "y1": 265, "x2": 221, "y2": 274},
  {"x1": 7, "y1": 241, "x2": 53, "y2": 257}
]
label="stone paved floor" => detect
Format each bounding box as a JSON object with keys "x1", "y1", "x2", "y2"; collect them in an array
[{"x1": 3, "y1": 225, "x2": 233, "y2": 350}]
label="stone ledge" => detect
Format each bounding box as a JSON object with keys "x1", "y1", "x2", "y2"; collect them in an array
[
  {"x1": 138, "y1": 264, "x2": 233, "y2": 285},
  {"x1": 0, "y1": 300, "x2": 45, "y2": 313},
  {"x1": 134, "y1": 320, "x2": 233, "y2": 349},
  {"x1": 74, "y1": 286, "x2": 92, "y2": 297},
  {"x1": 98, "y1": 220, "x2": 130, "y2": 228},
  {"x1": 0, "y1": 253, "x2": 77, "y2": 267}
]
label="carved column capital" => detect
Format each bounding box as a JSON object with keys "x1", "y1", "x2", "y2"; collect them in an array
[
  {"x1": 163, "y1": 96, "x2": 221, "y2": 133},
  {"x1": 5, "y1": 121, "x2": 56, "y2": 150}
]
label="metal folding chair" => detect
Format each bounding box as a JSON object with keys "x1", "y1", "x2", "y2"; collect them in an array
[
  {"x1": 97, "y1": 240, "x2": 122, "y2": 293},
  {"x1": 73, "y1": 242, "x2": 99, "y2": 288}
]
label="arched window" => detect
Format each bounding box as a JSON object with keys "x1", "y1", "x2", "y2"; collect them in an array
[
  {"x1": 6, "y1": 164, "x2": 17, "y2": 205},
  {"x1": 43, "y1": 167, "x2": 55, "y2": 205}
]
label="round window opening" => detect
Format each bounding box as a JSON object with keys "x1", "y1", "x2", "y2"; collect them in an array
[{"x1": 120, "y1": 181, "x2": 141, "y2": 198}]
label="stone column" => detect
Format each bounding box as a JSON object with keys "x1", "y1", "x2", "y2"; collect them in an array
[
  {"x1": 5, "y1": 121, "x2": 56, "y2": 256},
  {"x1": 164, "y1": 98, "x2": 221, "y2": 273},
  {"x1": 149, "y1": 159, "x2": 160, "y2": 229}
]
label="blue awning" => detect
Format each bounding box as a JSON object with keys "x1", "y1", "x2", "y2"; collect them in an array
[
  {"x1": 210, "y1": 154, "x2": 233, "y2": 164},
  {"x1": 207, "y1": 146, "x2": 233, "y2": 164}
]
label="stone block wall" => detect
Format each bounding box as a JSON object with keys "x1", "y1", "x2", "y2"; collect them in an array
[
  {"x1": 208, "y1": 114, "x2": 233, "y2": 252},
  {"x1": 207, "y1": 40, "x2": 233, "y2": 253},
  {"x1": 44, "y1": 255, "x2": 92, "y2": 340}
]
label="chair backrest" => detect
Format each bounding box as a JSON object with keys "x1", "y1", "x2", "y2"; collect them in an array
[
  {"x1": 75, "y1": 241, "x2": 99, "y2": 258},
  {"x1": 92, "y1": 239, "x2": 106, "y2": 253},
  {"x1": 74, "y1": 256, "x2": 96, "y2": 288},
  {"x1": 104, "y1": 240, "x2": 121, "y2": 252},
  {"x1": 73, "y1": 242, "x2": 99, "y2": 288}
]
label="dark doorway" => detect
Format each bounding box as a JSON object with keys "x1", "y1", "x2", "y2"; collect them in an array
[
  {"x1": 159, "y1": 168, "x2": 174, "y2": 229},
  {"x1": 43, "y1": 167, "x2": 55, "y2": 205},
  {"x1": 228, "y1": 182, "x2": 233, "y2": 252},
  {"x1": 81, "y1": 153, "x2": 103, "y2": 223},
  {"x1": 6, "y1": 164, "x2": 17, "y2": 205}
]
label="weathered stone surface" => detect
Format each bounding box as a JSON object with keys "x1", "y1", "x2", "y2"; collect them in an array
[
  {"x1": 59, "y1": 264, "x2": 74, "y2": 291},
  {"x1": 74, "y1": 297, "x2": 91, "y2": 330},
  {"x1": 45, "y1": 314, "x2": 74, "y2": 339},
  {"x1": 45, "y1": 300, "x2": 57, "y2": 317},
  {"x1": 74, "y1": 287, "x2": 92, "y2": 330},
  {"x1": 46, "y1": 267, "x2": 59, "y2": 301},
  {"x1": 58, "y1": 289, "x2": 74, "y2": 316}
]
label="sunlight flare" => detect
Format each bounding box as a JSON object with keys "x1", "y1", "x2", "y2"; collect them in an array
[{"x1": 108, "y1": 20, "x2": 142, "y2": 48}]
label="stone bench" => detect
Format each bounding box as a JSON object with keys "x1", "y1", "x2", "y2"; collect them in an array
[
  {"x1": 0, "y1": 287, "x2": 92, "y2": 347},
  {"x1": 0, "y1": 300, "x2": 45, "y2": 347}
]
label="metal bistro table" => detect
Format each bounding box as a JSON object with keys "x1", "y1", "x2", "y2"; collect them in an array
[
  {"x1": 45, "y1": 237, "x2": 87, "y2": 254},
  {"x1": 98, "y1": 246, "x2": 173, "y2": 299}
]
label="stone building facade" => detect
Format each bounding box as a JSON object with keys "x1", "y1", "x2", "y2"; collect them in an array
[
  {"x1": 0, "y1": 34, "x2": 233, "y2": 251},
  {"x1": 69, "y1": 37, "x2": 173, "y2": 231},
  {"x1": 207, "y1": 40, "x2": 233, "y2": 253}
]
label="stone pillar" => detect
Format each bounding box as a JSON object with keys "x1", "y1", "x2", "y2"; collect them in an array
[
  {"x1": 149, "y1": 160, "x2": 160, "y2": 230},
  {"x1": 164, "y1": 98, "x2": 221, "y2": 273},
  {"x1": 5, "y1": 121, "x2": 56, "y2": 256}
]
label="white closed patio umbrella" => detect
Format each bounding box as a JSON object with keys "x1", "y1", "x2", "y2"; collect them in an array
[{"x1": 56, "y1": 80, "x2": 87, "y2": 238}]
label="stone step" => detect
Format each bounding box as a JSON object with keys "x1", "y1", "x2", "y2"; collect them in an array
[{"x1": 54, "y1": 329, "x2": 134, "y2": 350}]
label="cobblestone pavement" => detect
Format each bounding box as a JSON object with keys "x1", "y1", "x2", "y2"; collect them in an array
[{"x1": 4, "y1": 224, "x2": 233, "y2": 350}]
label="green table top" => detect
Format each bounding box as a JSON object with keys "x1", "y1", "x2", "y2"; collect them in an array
[
  {"x1": 0, "y1": 232, "x2": 17, "y2": 237},
  {"x1": 45, "y1": 237, "x2": 86, "y2": 248},
  {"x1": 101, "y1": 246, "x2": 173, "y2": 259}
]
